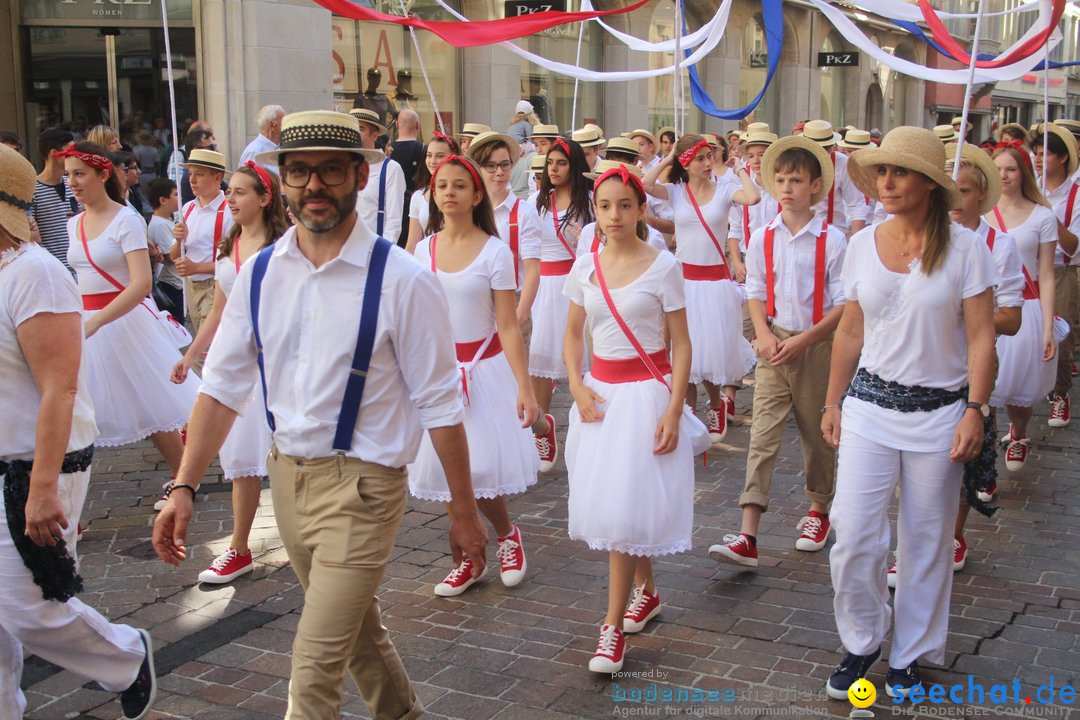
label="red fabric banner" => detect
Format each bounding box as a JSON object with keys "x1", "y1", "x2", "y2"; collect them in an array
[
  {"x1": 918, "y1": 0, "x2": 1065, "y2": 69},
  {"x1": 313, "y1": 0, "x2": 652, "y2": 48}
]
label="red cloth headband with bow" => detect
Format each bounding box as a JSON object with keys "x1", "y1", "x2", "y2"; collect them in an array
[
  {"x1": 994, "y1": 140, "x2": 1032, "y2": 169},
  {"x1": 593, "y1": 164, "x2": 645, "y2": 199},
  {"x1": 430, "y1": 154, "x2": 483, "y2": 192},
  {"x1": 431, "y1": 131, "x2": 460, "y2": 154},
  {"x1": 244, "y1": 161, "x2": 275, "y2": 196},
  {"x1": 549, "y1": 137, "x2": 571, "y2": 158},
  {"x1": 51, "y1": 149, "x2": 112, "y2": 172},
  {"x1": 678, "y1": 139, "x2": 711, "y2": 168}
]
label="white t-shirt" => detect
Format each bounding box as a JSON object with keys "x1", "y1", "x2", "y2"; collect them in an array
[
  {"x1": 841, "y1": 223, "x2": 998, "y2": 452},
  {"x1": 575, "y1": 222, "x2": 668, "y2": 255},
  {"x1": 563, "y1": 250, "x2": 685, "y2": 360},
  {"x1": 67, "y1": 207, "x2": 149, "y2": 295},
  {"x1": 0, "y1": 244, "x2": 97, "y2": 460},
  {"x1": 660, "y1": 181, "x2": 737, "y2": 266},
  {"x1": 148, "y1": 214, "x2": 183, "y2": 290},
  {"x1": 536, "y1": 196, "x2": 583, "y2": 263},
  {"x1": 990, "y1": 204, "x2": 1057, "y2": 278},
  {"x1": 408, "y1": 188, "x2": 429, "y2": 234},
  {"x1": 972, "y1": 220, "x2": 1025, "y2": 310},
  {"x1": 413, "y1": 235, "x2": 517, "y2": 344}
]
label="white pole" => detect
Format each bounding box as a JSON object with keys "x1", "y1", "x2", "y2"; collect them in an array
[
  {"x1": 397, "y1": 0, "x2": 446, "y2": 135},
  {"x1": 951, "y1": 1, "x2": 985, "y2": 180},
  {"x1": 571, "y1": 11, "x2": 586, "y2": 131},
  {"x1": 160, "y1": 0, "x2": 180, "y2": 182},
  {"x1": 1042, "y1": 42, "x2": 1051, "y2": 190},
  {"x1": 673, "y1": 0, "x2": 683, "y2": 136}
]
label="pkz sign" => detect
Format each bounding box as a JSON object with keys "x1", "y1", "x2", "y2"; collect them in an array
[
  {"x1": 505, "y1": 0, "x2": 567, "y2": 16},
  {"x1": 818, "y1": 51, "x2": 860, "y2": 67}
]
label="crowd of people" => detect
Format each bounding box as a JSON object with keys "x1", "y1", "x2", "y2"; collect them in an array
[{"x1": 0, "y1": 101, "x2": 1076, "y2": 718}]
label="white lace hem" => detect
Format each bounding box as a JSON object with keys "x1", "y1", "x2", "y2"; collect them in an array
[
  {"x1": 410, "y1": 480, "x2": 537, "y2": 503},
  {"x1": 571, "y1": 534, "x2": 692, "y2": 558},
  {"x1": 223, "y1": 467, "x2": 267, "y2": 481},
  {"x1": 689, "y1": 370, "x2": 752, "y2": 386},
  {"x1": 95, "y1": 418, "x2": 188, "y2": 447},
  {"x1": 529, "y1": 370, "x2": 567, "y2": 381}
]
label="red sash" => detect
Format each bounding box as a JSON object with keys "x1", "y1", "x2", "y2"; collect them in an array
[
  {"x1": 82, "y1": 291, "x2": 122, "y2": 310},
  {"x1": 763, "y1": 218, "x2": 829, "y2": 324},
  {"x1": 591, "y1": 350, "x2": 672, "y2": 384},
  {"x1": 509, "y1": 199, "x2": 520, "y2": 280},
  {"x1": 993, "y1": 208, "x2": 1039, "y2": 300},
  {"x1": 549, "y1": 192, "x2": 577, "y2": 258},
  {"x1": 183, "y1": 198, "x2": 227, "y2": 260},
  {"x1": 456, "y1": 334, "x2": 503, "y2": 363},
  {"x1": 1064, "y1": 182, "x2": 1078, "y2": 264},
  {"x1": 540, "y1": 259, "x2": 575, "y2": 276},
  {"x1": 77, "y1": 215, "x2": 167, "y2": 321},
  {"x1": 681, "y1": 262, "x2": 731, "y2": 281}
]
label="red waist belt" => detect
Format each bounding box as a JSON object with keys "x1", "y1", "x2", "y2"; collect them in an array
[
  {"x1": 681, "y1": 262, "x2": 731, "y2": 281},
  {"x1": 591, "y1": 350, "x2": 672, "y2": 383},
  {"x1": 540, "y1": 259, "x2": 575, "y2": 276},
  {"x1": 456, "y1": 334, "x2": 503, "y2": 363},
  {"x1": 83, "y1": 291, "x2": 122, "y2": 310},
  {"x1": 1023, "y1": 285, "x2": 1039, "y2": 301}
]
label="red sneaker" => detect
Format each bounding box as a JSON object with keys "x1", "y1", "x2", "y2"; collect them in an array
[
  {"x1": 535, "y1": 414, "x2": 558, "y2": 473},
  {"x1": 587, "y1": 624, "x2": 625, "y2": 673},
  {"x1": 1049, "y1": 394, "x2": 1071, "y2": 428},
  {"x1": 180, "y1": 426, "x2": 187, "y2": 445},
  {"x1": 708, "y1": 533, "x2": 758, "y2": 568},
  {"x1": 197, "y1": 548, "x2": 254, "y2": 584},
  {"x1": 622, "y1": 585, "x2": 661, "y2": 633},
  {"x1": 953, "y1": 536, "x2": 967, "y2": 572},
  {"x1": 153, "y1": 479, "x2": 175, "y2": 512},
  {"x1": 723, "y1": 395, "x2": 737, "y2": 420},
  {"x1": 497, "y1": 526, "x2": 526, "y2": 587},
  {"x1": 1004, "y1": 433, "x2": 1029, "y2": 472},
  {"x1": 434, "y1": 556, "x2": 485, "y2": 597},
  {"x1": 886, "y1": 561, "x2": 897, "y2": 589},
  {"x1": 706, "y1": 407, "x2": 727, "y2": 444},
  {"x1": 976, "y1": 482, "x2": 997, "y2": 503},
  {"x1": 795, "y1": 511, "x2": 831, "y2": 551}
]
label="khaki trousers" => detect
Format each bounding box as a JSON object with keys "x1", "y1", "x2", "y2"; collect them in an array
[
  {"x1": 1055, "y1": 265, "x2": 1078, "y2": 396},
  {"x1": 184, "y1": 277, "x2": 216, "y2": 372},
  {"x1": 740, "y1": 326, "x2": 836, "y2": 510},
  {"x1": 267, "y1": 449, "x2": 422, "y2": 720}
]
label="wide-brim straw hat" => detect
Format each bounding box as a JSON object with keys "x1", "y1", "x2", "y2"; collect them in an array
[
  {"x1": 743, "y1": 130, "x2": 779, "y2": 147},
  {"x1": 532, "y1": 124, "x2": 560, "y2": 139},
  {"x1": 838, "y1": 129, "x2": 873, "y2": 150},
  {"x1": 572, "y1": 127, "x2": 605, "y2": 148},
  {"x1": 943, "y1": 142, "x2": 1001, "y2": 215},
  {"x1": 584, "y1": 159, "x2": 644, "y2": 181},
  {"x1": 458, "y1": 123, "x2": 491, "y2": 139},
  {"x1": 950, "y1": 117, "x2": 973, "y2": 134},
  {"x1": 0, "y1": 144, "x2": 35, "y2": 244},
  {"x1": 464, "y1": 131, "x2": 521, "y2": 165},
  {"x1": 801, "y1": 120, "x2": 841, "y2": 147},
  {"x1": 349, "y1": 108, "x2": 388, "y2": 136},
  {"x1": 849, "y1": 126, "x2": 963, "y2": 209},
  {"x1": 255, "y1": 110, "x2": 384, "y2": 166},
  {"x1": 181, "y1": 148, "x2": 231, "y2": 175},
  {"x1": 760, "y1": 135, "x2": 835, "y2": 207},
  {"x1": 1054, "y1": 119, "x2": 1080, "y2": 139},
  {"x1": 1032, "y1": 122, "x2": 1079, "y2": 177},
  {"x1": 997, "y1": 122, "x2": 1029, "y2": 143},
  {"x1": 628, "y1": 128, "x2": 656, "y2": 146}
]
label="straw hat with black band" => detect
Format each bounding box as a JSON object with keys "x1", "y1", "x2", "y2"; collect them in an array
[
  {"x1": 760, "y1": 134, "x2": 835, "y2": 207},
  {"x1": 464, "y1": 131, "x2": 521, "y2": 165},
  {"x1": 933, "y1": 125, "x2": 958, "y2": 143},
  {"x1": 997, "y1": 122, "x2": 1028, "y2": 144},
  {"x1": 656, "y1": 126, "x2": 676, "y2": 142},
  {"x1": 604, "y1": 136, "x2": 640, "y2": 161},
  {"x1": 532, "y1": 124, "x2": 560, "y2": 139},
  {"x1": 745, "y1": 122, "x2": 771, "y2": 135},
  {"x1": 583, "y1": 159, "x2": 644, "y2": 182},
  {"x1": 529, "y1": 154, "x2": 546, "y2": 175},
  {"x1": 1031, "y1": 122, "x2": 1079, "y2": 177},
  {"x1": 255, "y1": 110, "x2": 385, "y2": 167},
  {"x1": 348, "y1": 107, "x2": 388, "y2": 136},
  {"x1": 837, "y1": 129, "x2": 873, "y2": 151},
  {"x1": 944, "y1": 142, "x2": 1002, "y2": 215},
  {"x1": 1054, "y1": 119, "x2": 1080, "y2": 139},
  {"x1": 458, "y1": 123, "x2": 491, "y2": 139},
  {"x1": 628, "y1": 129, "x2": 656, "y2": 147},
  {"x1": 572, "y1": 127, "x2": 605, "y2": 149},
  {"x1": 181, "y1": 148, "x2": 230, "y2": 175},
  {"x1": 800, "y1": 120, "x2": 842, "y2": 148},
  {"x1": 848, "y1": 126, "x2": 962, "y2": 209},
  {"x1": 742, "y1": 130, "x2": 778, "y2": 148},
  {"x1": 0, "y1": 144, "x2": 35, "y2": 244}
]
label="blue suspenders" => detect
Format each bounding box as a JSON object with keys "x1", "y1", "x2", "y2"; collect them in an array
[
  {"x1": 376, "y1": 160, "x2": 389, "y2": 237},
  {"x1": 249, "y1": 236, "x2": 393, "y2": 453}
]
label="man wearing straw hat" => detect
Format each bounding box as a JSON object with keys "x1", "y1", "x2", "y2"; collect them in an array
[
  {"x1": 351, "y1": 108, "x2": 406, "y2": 244},
  {"x1": 153, "y1": 110, "x2": 487, "y2": 719}
]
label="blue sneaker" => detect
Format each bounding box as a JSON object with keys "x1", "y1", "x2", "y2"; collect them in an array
[
  {"x1": 886, "y1": 661, "x2": 922, "y2": 700},
  {"x1": 120, "y1": 629, "x2": 156, "y2": 719},
  {"x1": 826, "y1": 648, "x2": 880, "y2": 700}
]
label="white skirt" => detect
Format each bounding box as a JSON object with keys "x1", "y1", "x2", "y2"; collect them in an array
[
  {"x1": 219, "y1": 388, "x2": 271, "y2": 480},
  {"x1": 685, "y1": 278, "x2": 755, "y2": 386},
  {"x1": 529, "y1": 273, "x2": 570, "y2": 379},
  {"x1": 565, "y1": 373, "x2": 696, "y2": 557},
  {"x1": 409, "y1": 352, "x2": 539, "y2": 501},
  {"x1": 82, "y1": 305, "x2": 199, "y2": 447},
  {"x1": 991, "y1": 298, "x2": 1056, "y2": 408}
]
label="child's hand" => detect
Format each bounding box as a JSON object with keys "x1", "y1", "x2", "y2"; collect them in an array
[
  {"x1": 570, "y1": 382, "x2": 605, "y2": 422},
  {"x1": 654, "y1": 407, "x2": 681, "y2": 454},
  {"x1": 517, "y1": 387, "x2": 540, "y2": 428},
  {"x1": 754, "y1": 331, "x2": 780, "y2": 361},
  {"x1": 771, "y1": 332, "x2": 810, "y2": 366}
]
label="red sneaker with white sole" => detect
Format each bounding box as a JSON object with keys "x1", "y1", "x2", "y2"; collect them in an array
[
  {"x1": 434, "y1": 557, "x2": 485, "y2": 597},
  {"x1": 708, "y1": 533, "x2": 758, "y2": 568},
  {"x1": 153, "y1": 480, "x2": 175, "y2": 512},
  {"x1": 497, "y1": 526, "x2": 526, "y2": 587},
  {"x1": 1049, "y1": 394, "x2": 1070, "y2": 428},
  {"x1": 706, "y1": 407, "x2": 727, "y2": 444},
  {"x1": 886, "y1": 561, "x2": 897, "y2": 589},
  {"x1": 795, "y1": 511, "x2": 831, "y2": 551},
  {"x1": 976, "y1": 482, "x2": 997, "y2": 503},
  {"x1": 622, "y1": 586, "x2": 661, "y2": 633},
  {"x1": 198, "y1": 548, "x2": 254, "y2": 584},
  {"x1": 723, "y1": 395, "x2": 736, "y2": 420},
  {"x1": 953, "y1": 536, "x2": 967, "y2": 572},
  {"x1": 588, "y1": 624, "x2": 625, "y2": 673},
  {"x1": 535, "y1": 414, "x2": 558, "y2": 473},
  {"x1": 1003, "y1": 435, "x2": 1029, "y2": 472}
]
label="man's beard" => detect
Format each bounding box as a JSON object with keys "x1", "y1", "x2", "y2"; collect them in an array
[{"x1": 287, "y1": 188, "x2": 357, "y2": 233}]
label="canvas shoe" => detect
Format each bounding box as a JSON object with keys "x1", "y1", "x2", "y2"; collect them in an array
[
  {"x1": 1049, "y1": 394, "x2": 1070, "y2": 428},
  {"x1": 723, "y1": 395, "x2": 737, "y2": 420},
  {"x1": 953, "y1": 536, "x2": 967, "y2": 572},
  {"x1": 497, "y1": 526, "x2": 527, "y2": 587},
  {"x1": 434, "y1": 557, "x2": 485, "y2": 597},
  {"x1": 795, "y1": 511, "x2": 831, "y2": 551},
  {"x1": 588, "y1": 624, "x2": 625, "y2": 673},
  {"x1": 825, "y1": 648, "x2": 880, "y2": 700},
  {"x1": 1003, "y1": 435, "x2": 1029, "y2": 472},
  {"x1": 153, "y1": 479, "x2": 175, "y2": 512},
  {"x1": 976, "y1": 482, "x2": 997, "y2": 503},
  {"x1": 622, "y1": 585, "x2": 661, "y2": 633},
  {"x1": 886, "y1": 560, "x2": 897, "y2": 589},
  {"x1": 197, "y1": 548, "x2": 254, "y2": 585},
  {"x1": 535, "y1": 414, "x2": 558, "y2": 473},
  {"x1": 119, "y1": 629, "x2": 157, "y2": 719},
  {"x1": 886, "y1": 661, "x2": 922, "y2": 700},
  {"x1": 706, "y1": 407, "x2": 727, "y2": 444},
  {"x1": 708, "y1": 533, "x2": 758, "y2": 568}
]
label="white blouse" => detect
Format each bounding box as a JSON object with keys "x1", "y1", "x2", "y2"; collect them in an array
[
  {"x1": 67, "y1": 206, "x2": 148, "y2": 295},
  {"x1": 660, "y1": 181, "x2": 737, "y2": 266}
]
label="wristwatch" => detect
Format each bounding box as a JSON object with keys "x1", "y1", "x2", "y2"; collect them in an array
[{"x1": 966, "y1": 401, "x2": 990, "y2": 418}]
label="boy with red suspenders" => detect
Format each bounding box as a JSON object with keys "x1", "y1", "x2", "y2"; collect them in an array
[{"x1": 710, "y1": 134, "x2": 847, "y2": 568}]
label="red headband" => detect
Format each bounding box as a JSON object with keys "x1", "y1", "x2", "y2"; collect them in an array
[
  {"x1": 51, "y1": 149, "x2": 112, "y2": 172},
  {"x1": 678, "y1": 139, "x2": 711, "y2": 168},
  {"x1": 431, "y1": 131, "x2": 460, "y2": 154},
  {"x1": 549, "y1": 137, "x2": 571, "y2": 158},
  {"x1": 593, "y1": 164, "x2": 645, "y2": 199},
  {"x1": 243, "y1": 161, "x2": 275, "y2": 196},
  {"x1": 430, "y1": 154, "x2": 483, "y2": 193},
  {"x1": 995, "y1": 140, "x2": 1032, "y2": 170}
]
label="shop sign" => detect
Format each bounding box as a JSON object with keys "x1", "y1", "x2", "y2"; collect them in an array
[
  {"x1": 504, "y1": 0, "x2": 567, "y2": 16},
  {"x1": 20, "y1": 0, "x2": 193, "y2": 21},
  {"x1": 818, "y1": 51, "x2": 859, "y2": 67},
  {"x1": 749, "y1": 52, "x2": 769, "y2": 68}
]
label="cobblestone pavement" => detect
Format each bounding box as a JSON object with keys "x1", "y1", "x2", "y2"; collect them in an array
[{"x1": 19, "y1": 382, "x2": 1080, "y2": 720}]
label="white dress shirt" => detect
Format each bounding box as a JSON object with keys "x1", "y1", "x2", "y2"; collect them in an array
[
  {"x1": 811, "y1": 151, "x2": 869, "y2": 237},
  {"x1": 237, "y1": 133, "x2": 280, "y2": 175},
  {"x1": 180, "y1": 192, "x2": 234, "y2": 281},
  {"x1": 745, "y1": 211, "x2": 847, "y2": 332},
  {"x1": 728, "y1": 174, "x2": 779, "y2": 253},
  {"x1": 973, "y1": 220, "x2": 1025, "y2": 310},
  {"x1": 199, "y1": 218, "x2": 464, "y2": 465},
  {"x1": 1041, "y1": 177, "x2": 1080, "y2": 267},
  {"x1": 358, "y1": 158, "x2": 406, "y2": 242},
  {"x1": 492, "y1": 190, "x2": 542, "y2": 289}
]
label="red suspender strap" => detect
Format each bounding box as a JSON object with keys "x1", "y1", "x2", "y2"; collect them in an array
[
  {"x1": 549, "y1": 192, "x2": 577, "y2": 258},
  {"x1": 1065, "y1": 183, "x2": 1078, "y2": 263},
  {"x1": 509, "y1": 199, "x2": 520, "y2": 279},
  {"x1": 827, "y1": 151, "x2": 836, "y2": 225},
  {"x1": 986, "y1": 226, "x2": 996, "y2": 251},
  {"x1": 812, "y1": 224, "x2": 827, "y2": 324},
  {"x1": 743, "y1": 204, "x2": 750, "y2": 248},
  {"x1": 182, "y1": 202, "x2": 196, "y2": 224},
  {"x1": 685, "y1": 184, "x2": 727, "y2": 263},
  {"x1": 995, "y1": 208, "x2": 1040, "y2": 299},
  {"x1": 763, "y1": 225, "x2": 776, "y2": 318},
  {"x1": 213, "y1": 203, "x2": 226, "y2": 259}
]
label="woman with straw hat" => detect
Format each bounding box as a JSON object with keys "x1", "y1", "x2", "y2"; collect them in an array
[
  {"x1": 0, "y1": 143, "x2": 157, "y2": 720},
  {"x1": 821, "y1": 127, "x2": 996, "y2": 700}
]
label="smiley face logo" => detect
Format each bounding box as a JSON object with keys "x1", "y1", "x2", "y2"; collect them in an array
[{"x1": 848, "y1": 678, "x2": 876, "y2": 708}]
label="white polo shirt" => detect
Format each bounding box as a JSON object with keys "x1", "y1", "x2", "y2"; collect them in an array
[{"x1": 180, "y1": 191, "x2": 233, "y2": 281}]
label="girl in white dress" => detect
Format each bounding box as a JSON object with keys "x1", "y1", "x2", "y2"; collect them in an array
[
  {"x1": 563, "y1": 165, "x2": 705, "y2": 675},
  {"x1": 409, "y1": 155, "x2": 541, "y2": 597},
  {"x1": 61, "y1": 142, "x2": 198, "y2": 502},
  {"x1": 643, "y1": 134, "x2": 760, "y2": 444},
  {"x1": 404, "y1": 132, "x2": 458, "y2": 253},
  {"x1": 529, "y1": 138, "x2": 593, "y2": 470},
  {"x1": 985, "y1": 145, "x2": 1059, "y2": 472},
  {"x1": 171, "y1": 163, "x2": 287, "y2": 584}
]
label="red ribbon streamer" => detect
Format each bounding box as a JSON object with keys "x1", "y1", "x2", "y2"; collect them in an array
[
  {"x1": 313, "y1": 0, "x2": 651, "y2": 48},
  {"x1": 918, "y1": 0, "x2": 1065, "y2": 69}
]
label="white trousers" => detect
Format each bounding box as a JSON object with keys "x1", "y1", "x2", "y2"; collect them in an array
[
  {"x1": 829, "y1": 430, "x2": 961, "y2": 670},
  {"x1": 0, "y1": 467, "x2": 144, "y2": 719}
]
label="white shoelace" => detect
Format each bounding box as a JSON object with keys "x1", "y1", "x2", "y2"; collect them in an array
[
  {"x1": 497, "y1": 538, "x2": 521, "y2": 568},
  {"x1": 534, "y1": 436, "x2": 551, "y2": 457},
  {"x1": 797, "y1": 516, "x2": 822, "y2": 538},
  {"x1": 160, "y1": 479, "x2": 174, "y2": 495},
  {"x1": 595, "y1": 625, "x2": 620, "y2": 655},
  {"x1": 625, "y1": 587, "x2": 649, "y2": 617},
  {"x1": 1051, "y1": 397, "x2": 1067, "y2": 418},
  {"x1": 444, "y1": 559, "x2": 472, "y2": 583},
  {"x1": 706, "y1": 409, "x2": 720, "y2": 429},
  {"x1": 721, "y1": 533, "x2": 746, "y2": 547},
  {"x1": 209, "y1": 548, "x2": 239, "y2": 571}
]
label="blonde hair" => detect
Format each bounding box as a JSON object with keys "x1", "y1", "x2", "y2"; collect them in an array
[
  {"x1": 87, "y1": 125, "x2": 119, "y2": 148},
  {"x1": 992, "y1": 147, "x2": 1050, "y2": 208},
  {"x1": 506, "y1": 112, "x2": 539, "y2": 128}
]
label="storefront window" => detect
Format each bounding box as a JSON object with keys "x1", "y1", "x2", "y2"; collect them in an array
[
  {"x1": 519, "y1": 23, "x2": 602, "y2": 134},
  {"x1": 20, "y1": 0, "x2": 193, "y2": 21},
  {"x1": 740, "y1": 13, "x2": 780, "y2": 131},
  {"x1": 644, "y1": 2, "x2": 699, "y2": 135}
]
